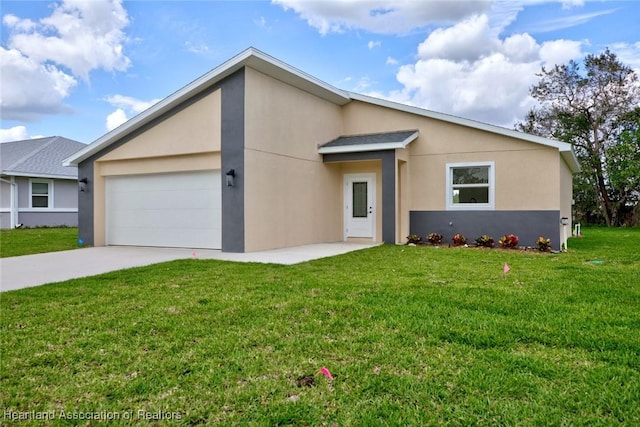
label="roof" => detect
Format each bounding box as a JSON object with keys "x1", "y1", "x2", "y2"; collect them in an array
[
  {"x1": 1, "y1": 136, "x2": 86, "y2": 179},
  {"x1": 63, "y1": 47, "x2": 580, "y2": 173},
  {"x1": 319, "y1": 130, "x2": 419, "y2": 154}
]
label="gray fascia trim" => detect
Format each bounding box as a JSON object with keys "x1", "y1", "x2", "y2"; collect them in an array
[
  {"x1": 347, "y1": 92, "x2": 581, "y2": 172},
  {"x1": 64, "y1": 47, "x2": 349, "y2": 166},
  {"x1": 318, "y1": 131, "x2": 418, "y2": 154},
  {"x1": 2, "y1": 172, "x2": 77, "y2": 180}
]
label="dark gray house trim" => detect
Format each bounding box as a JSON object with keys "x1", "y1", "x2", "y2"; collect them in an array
[
  {"x1": 410, "y1": 210, "x2": 561, "y2": 250},
  {"x1": 323, "y1": 150, "x2": 396, "y2": 244},
  {"x1": 220, "y1": 69, "x2": 245, "y2": 252}
]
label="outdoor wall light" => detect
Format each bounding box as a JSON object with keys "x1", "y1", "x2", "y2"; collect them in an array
[
  {"x1": 561, "y1": 217, "x2": 569, "y2": 226},
  {"x1": 79, "y1": 177, "x2": 88, "y2": 192},
  {"x1": 226, "y1": 169, "x2": 235, "y2": 187}
]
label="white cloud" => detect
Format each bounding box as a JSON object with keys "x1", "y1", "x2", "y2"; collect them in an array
[
  {"x1": 522, "y1": 9, "x2": 617, "y2": 33},
  {"x1": 185, "y1": 41, "x2": 211, "y2": 55},
  {"x1": 5, "y1": 0, "x2": 131, "y2": 81},
  {"x1": 0, "y1": 47, "x2": 77, "y2": 121},
  {"x1": 386, "y1": 56, "x2": 399, "y2": 66},
  {"x1": 255, "y1": 16, "x2": 271, "y2": 30},
  {"x1": 2, "y1": 14, "x2": 36, "y2": 32},
  {"x1": 0, "y1": 126, "x2": 30, "y2": 142},
  {"x1": 104, "y1": 95, "x2": 161, "y2": 114},
  {"x1": 1, "y1": 0, "x2": 131, "y2": 122},
  {"x1": 106, "y1": 108, "x2": 128, "y2": 132},
  {"x1": 417, "y1": 14, "x2": 498, "y2": 62},
  {"x1": 104, "y1": 95, "x2": 161, "y2": 131},
  {"x1": 388, "y1": 13, "x2": 584, "y2": 127},
  {"x1": 610, "y1": 41, "x2": 640, "y2": 73},
  {"x1": 368, "y1": 40, "x2": 382, "y2": 50},
  {"x1": 561, "y1": 0, "x2": 585, "y2": 10},
  {"x1": 539, "y1": 39, "x2": 583, "y2": 67},
  {"x1": 273, "y1": 0, "x2": 491, "y2": 35}
]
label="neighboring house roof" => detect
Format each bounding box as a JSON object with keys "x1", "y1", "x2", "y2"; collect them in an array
[
  {"x1": 1, "y1": 136, "x2": 86, "y2": 180},
  {"x1": 319, "y1": 130, "x2": 419, "y2": 154},
  {"x1": 63, "y1": 47, "x2": 580, "y2": 173}
]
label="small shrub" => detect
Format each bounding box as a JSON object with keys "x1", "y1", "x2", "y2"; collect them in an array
[
  {"x1": 427, "y1": 233, "x2": 444, "y2": 245},
  {"x1": 475, "y1": 234, "x2": 494, "y2": 248},
  {"x1": 534, "y1": 236, "x2": 552, "y2": 252},
  {"x1": 499, "y1": 234, "x2": 519, "y2": 248},
  {"x1": 452, "y1": 233, "x2": 467, "y2": 246},
  {"x1": 406, "y1": 234, "x2": 422, "y2": 244}
]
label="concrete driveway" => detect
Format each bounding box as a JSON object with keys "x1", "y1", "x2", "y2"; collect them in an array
[{"x1": 0, "y1": 243, "x2": 375, "y2": 292}]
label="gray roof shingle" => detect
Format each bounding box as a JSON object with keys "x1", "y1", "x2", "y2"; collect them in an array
[
  {"x1": 1, "y1": 136, "x2": 86, "y2": 179},
  {"x1": 320, "y1": 130, "x2": 418, "y2": 148}
]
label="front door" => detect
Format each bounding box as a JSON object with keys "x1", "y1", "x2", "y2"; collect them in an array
[{"x1": 344, "y1": 173, "x2": 375, "y2": 239}]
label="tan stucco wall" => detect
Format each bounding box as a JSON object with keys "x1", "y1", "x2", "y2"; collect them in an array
[
  {"x1": 243, "y1": 67, "x2": 345, "y2": 251},
  {"x1": 91, "y1": 90, "x2": 222, "y2": 246},
  {"x1": 343, "y1": 101, "x2": 562, "y2": 211},
  {"x1": 396, "y1": 148, "x2": 410, "y2": 242},
  {"x1": 100, "y1": 90, "x2": 221, "y2": 161}
]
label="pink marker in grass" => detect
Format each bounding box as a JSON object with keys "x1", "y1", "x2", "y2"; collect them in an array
[{"x1": 317, "y1": 366, "x2": 334, "y2": 381}]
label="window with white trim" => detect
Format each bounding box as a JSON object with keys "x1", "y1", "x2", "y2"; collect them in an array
[
  {"x1": 30, "y1": 180, "x2": 52, "y2": 208},
  {"x1": 446, "y1": 162, "x2": 494, "y2": 210}
]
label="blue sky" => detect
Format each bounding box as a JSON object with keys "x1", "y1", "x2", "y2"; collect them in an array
[{"x1": 1, "y1": 0, "x2": 639, "y2": 144}]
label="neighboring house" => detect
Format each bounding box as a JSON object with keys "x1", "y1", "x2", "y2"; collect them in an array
[
  {"x1": 1, "y1": 136, "x2": 86, "y2": 229},
  {"x1": 64, "y1": 48, "x2": 580, "y2": 252}
]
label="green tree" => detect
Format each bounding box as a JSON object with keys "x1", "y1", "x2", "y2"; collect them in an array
[{"x1": 517, "y1": 49, "x2": 640, "y2": 226}]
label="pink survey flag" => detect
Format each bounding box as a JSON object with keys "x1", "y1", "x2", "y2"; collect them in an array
[
  {"x1": 317, "y1": 367, "x2": 334, "y2": 381},
  {"x1": 503, "y1": 263, "x2": 510, "y2": 274}
]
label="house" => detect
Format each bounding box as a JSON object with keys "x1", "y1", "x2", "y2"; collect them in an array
[
  {"x1": 1, "y1": 136, "x2": 86, "y2": 229},
  {"x1": 64, "y1": 48, "x2": 579, "y2": 252}
]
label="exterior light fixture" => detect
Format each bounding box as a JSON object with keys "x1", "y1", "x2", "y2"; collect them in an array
[
  {"x1": 561, "y1": 217, "x2": 569, "y2": 225},
  {"x1": 226, "y1": 169, "x2": 235, "y2": 187},
  {"x1": 79, "y1": 177, "x2": 88, "y2": 192}
]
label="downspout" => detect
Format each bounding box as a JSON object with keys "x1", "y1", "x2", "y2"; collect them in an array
[{"x1": 0, "y1": 177, "x2": 18, "y2": 228}]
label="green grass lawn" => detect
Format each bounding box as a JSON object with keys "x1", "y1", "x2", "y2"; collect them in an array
[
  {"x1": 0, "y1": 227, "x2": 81, "y2": 258},
  {"x1": 1, "y1": 227, "x2": 639, "y2": 425}
]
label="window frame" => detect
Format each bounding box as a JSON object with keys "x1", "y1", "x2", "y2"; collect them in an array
[
  {"x1": 29, "y1": 179, "x2": 53, "y2": 209},
  {"x1": 445, "y1": 161, "x2": 495, "y2": 210}
]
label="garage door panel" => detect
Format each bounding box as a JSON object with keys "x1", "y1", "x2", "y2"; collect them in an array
[{"x1": 106, "y1": 171, "x2": 221, "y2": 249}]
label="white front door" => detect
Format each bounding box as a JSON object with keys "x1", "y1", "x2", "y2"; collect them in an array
[{"x1": 344, "y1": 173, "x2": 375, "y2": 239}]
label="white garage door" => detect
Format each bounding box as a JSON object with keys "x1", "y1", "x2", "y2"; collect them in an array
[{"x1": 106, "y1": 171, "x2": 221, "y2": 249}]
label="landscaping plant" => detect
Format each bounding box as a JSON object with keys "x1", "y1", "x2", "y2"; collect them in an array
[
  {"x1": 474, "y1": 234, "x2": 495, "y2": 247},
  {"x1": 452, "y1": 233, "x2": 467, "y2": 246},
  {"x1": 534, "y1": 236, "x2": 552, "y2": 252},
  {"x1": 406, "y1": 234, "x2": 422, "y2": 244},
  {"x1": 427, "y1": 233, "x2": 444, "y2": 245},
  {"x1": 499, "y1": 234, "x2": 519, "y2": 248}
]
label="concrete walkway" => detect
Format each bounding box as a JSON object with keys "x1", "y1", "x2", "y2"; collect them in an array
[{"x1": 0, "y1": 243, "x2": 375, "y2": 292}]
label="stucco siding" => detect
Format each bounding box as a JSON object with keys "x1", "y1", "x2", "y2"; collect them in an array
[
  {"x1": 99, "y1": 90, "x2": 221, "y2": 161},
  {"x1": 410, "y1": 210, "x2": 561, "y2": 250},
  {"x1": 244, "y1": 67, "x2": 344, "y2": 160},
  {"x1": 343, "y1": 100, "x2": 562, "y2": 212},
  {"x1": 243, "y1": 150, "x2": 342, "y2": 251},
  {"x1": 243, "y1": 67, "x2": 344, "y2": 251}
]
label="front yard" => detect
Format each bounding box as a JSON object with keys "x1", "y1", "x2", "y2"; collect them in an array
[
  {"x1": 0, "y1": 227, "x2": 81, "y2": 258},
  {"x1": 1, "y1": 227, "x2": 638, "y2": 425}
]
